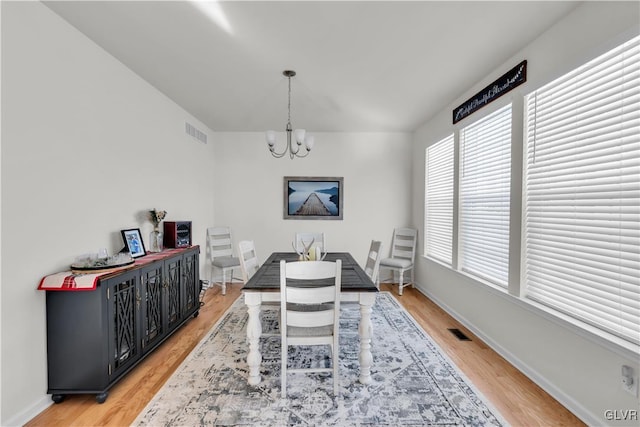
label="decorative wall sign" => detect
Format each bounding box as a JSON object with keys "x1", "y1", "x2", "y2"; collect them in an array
[
  {"x1": 284, "y1": 176, "x2": 343, "y2": 220},
  {"x1": 453, "y1": 60, "x2": 527, "y2": 124}
]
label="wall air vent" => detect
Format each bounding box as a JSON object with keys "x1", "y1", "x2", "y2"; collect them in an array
[
  {"x1": 185, "y1": 121, "x2": 208, "y2": 144},
  {"x1": 448, "y1": 328, "x2": 471, "y2": 341}
]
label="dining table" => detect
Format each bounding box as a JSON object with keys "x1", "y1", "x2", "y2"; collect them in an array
[{"x1": 242, "y1": 251, "x2": 378, "y2": 386}]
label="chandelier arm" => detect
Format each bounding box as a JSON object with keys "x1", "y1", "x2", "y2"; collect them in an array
[
  {"x1": 269, "y1": 146, "x2": 288, "y2": 158},
  {"x1": 293, "y1": 149, "x2": 311, "y2": 158}
]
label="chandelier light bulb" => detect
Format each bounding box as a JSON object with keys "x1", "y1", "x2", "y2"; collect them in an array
[
  {"x1": 266, "y1": 130, "x2": 276, "y2": 147},
  {"x1": 305, "y1": 135, "x2": 315, "y2": 151}
]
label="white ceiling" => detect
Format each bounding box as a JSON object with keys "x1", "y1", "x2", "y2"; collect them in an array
[{"x1": 44, "y1": 1, "x2": 580, "y2": 132}]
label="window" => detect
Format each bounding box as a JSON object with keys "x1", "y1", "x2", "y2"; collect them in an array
[
  {"x1": 523, "y1": 35, "x2": 640, "y2": 345},
  {"x1": 425, "y1": 135, "x2": 454, "y2": 264},
  {"x1": 459, "y1": 104, "x2": 512, "y2": 287}
]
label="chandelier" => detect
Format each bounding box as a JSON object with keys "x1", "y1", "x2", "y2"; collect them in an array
[{"x1": 266, "y1": 70, "x2": 315, "y2": 159}]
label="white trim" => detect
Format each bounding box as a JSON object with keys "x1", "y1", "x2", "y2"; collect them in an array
[
  {"x1": 414, "y1": 281, "x2": 601, "y2": 426},
  {"x1": 4, "y1": 395, "x2": 51, "y2": 427}
]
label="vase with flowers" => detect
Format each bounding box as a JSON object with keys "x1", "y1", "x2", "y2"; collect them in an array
[{"x1": 149, "y1": 209, "x2": 167, "y2": 252}]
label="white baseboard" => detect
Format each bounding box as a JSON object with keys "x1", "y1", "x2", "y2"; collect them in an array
[
  {"x1": 413, "y1": 282, "x2": 600, "y2": 426},
  {"x1": 3, "y1": 394, "x2": 51, "y2": 427}
]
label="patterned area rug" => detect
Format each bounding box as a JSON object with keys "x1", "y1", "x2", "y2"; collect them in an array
[{"x1": 134, "y1": 292, "x2": 508, "y2": 426}]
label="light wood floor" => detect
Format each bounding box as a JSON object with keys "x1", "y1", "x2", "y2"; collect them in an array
[{"x1": 27, "y1": 283, "x2": 585, "y2": 427}]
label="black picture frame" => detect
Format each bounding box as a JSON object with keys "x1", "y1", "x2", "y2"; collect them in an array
[
  {"x1": 284, "y1": 176, "x2": 343, "y2": 220},
  {"x1": 120, "y1": 228, "x2": 147, "y2": 258}
]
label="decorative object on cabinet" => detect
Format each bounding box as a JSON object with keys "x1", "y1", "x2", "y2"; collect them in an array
[
  {"x1": 284, "y1": 176, "x2": 343, "y2": 220},
  {"x1": 164, "y1": 221, "x2": 192, "y2": 248},
  {"x1": 266, "y1": 70, "x2": 315, "y2": 159},
  {"x1": 41, "y1": 246, "x2": 200, "y2": 404},
  {"x1": 148, "y1": 209, "x2": 167, "y2": 252},
  {"x1": 70, "y1": 252, "x2": 134, "y2": 274},
  {"x1": 121, "y1": 228, "x2": 146, "y2": 258}
]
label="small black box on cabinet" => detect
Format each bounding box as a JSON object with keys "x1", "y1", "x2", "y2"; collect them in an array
[{"x1": 163, "y1": 221, "x2": 192, "y2": 248}]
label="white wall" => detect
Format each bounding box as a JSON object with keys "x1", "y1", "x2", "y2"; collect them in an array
[
  {"x1": 411, "y1": 2, "x2": 640, "y2": 426},
  {"x1": 1, "y1": 2, "x2": 216, "y2": 424},
  {"x1": 212, "y1": 132, "x2": 412, "y2": 264}
]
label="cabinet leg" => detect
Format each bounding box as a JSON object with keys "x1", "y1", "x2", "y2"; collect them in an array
[
  {"x1": 95, "y1": 392, "x2": 108, "y2": 404},
  {"x1": 193, "y1": 310, "x2": 200, "y2": 318},
  {"x1": 51, "y1": 394, "x2": 65, "y2": 404}
]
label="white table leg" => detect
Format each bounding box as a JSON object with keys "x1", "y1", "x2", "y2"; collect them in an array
[
  {"x1": 244, "y1": 293, "x2": 262, "y2": 385},
  {"x1": 358, "y1": 292, "x2": 376, "y2": 384}
]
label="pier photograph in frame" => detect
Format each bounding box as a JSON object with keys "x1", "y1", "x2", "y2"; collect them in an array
[{"x1": 284, "y1": 176, "x2": 343, "y2": 220}]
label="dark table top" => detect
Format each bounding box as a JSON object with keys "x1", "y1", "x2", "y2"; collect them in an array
[{"x1": 243, "y1": 252, "x2": 378, "y2": 292}]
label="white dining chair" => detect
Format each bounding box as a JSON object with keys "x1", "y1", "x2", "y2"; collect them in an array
[
  {"x1": 238, "y1": 240, "x2": 260, "y2": 284},
  {"x1": 206, "y1": 226, "x2": 241, "y2": 295},
  {"x1": 238, "y1": 239, "x2": 280, "y2": 337},
  {"x1": 280, "y1": 259, "x2": 341, "y2": 398},
  {"x1": 364, "y1": 240, "x2": 383, "y2": 286},
  {"x1": 294, "y1": 232, "x2": 326, "y2": 260},
  {"x1": 378, "y1": 228, "x2": 417, "y2": 296}
]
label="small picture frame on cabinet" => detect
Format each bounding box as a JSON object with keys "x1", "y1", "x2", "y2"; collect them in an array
[{"x1": 121, "y1": 228, "x2": 146, "y2": 258}]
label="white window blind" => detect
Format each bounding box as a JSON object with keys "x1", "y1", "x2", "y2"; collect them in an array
[
  {"x1": 459, "y1": 104, "x2": 512, "y2": 287},
  {"x1": 425, "y1": 135, "x2": 454, "y2": 264},
  {"x1": 524, "y1": 35, "x2": 640, "y2": 345}
]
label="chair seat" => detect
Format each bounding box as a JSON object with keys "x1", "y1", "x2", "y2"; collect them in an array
[
  {"x1": 380, "y1": 257, "x2": 413, "y2": 269},
  {"x1": 212, "y1": 256, "x2": 240, "y2": 268}
]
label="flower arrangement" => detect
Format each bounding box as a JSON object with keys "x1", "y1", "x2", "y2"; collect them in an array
[{"x1": 149, "y1": 209, "x2": 167, "y2": 230}]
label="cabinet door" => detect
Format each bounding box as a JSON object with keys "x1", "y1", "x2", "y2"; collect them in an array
[
  {"x1": 106, "y1": 270, "x2": 141, "y2": 380},
  {"x1": 164, "y1": 255, "x2": 183, "y2": 333},
  {"x1": 139, "y1": 262, "x2": 165, "y2": 352},
  {"x1": 182, "y1": 248, "x2": 200, "y2": 316}
]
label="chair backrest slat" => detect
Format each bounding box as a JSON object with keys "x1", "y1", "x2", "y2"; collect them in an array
[
  {"x1": 364, "y1": 240, "x2": 383, "y2": 282},
  {"x1": 286, "y1": 285, "x2": 336, "y2": 304},
  {"x1": 207, "y1": 227, "x2": 235, "y2": 259},
  {"x1": 390, "y1": 228, "x2": 417, "y2": 260},
  {"x1": 284, "y1": 259, "x2": 335, "y2": 280},
  {"x1": 238, "y1": 240, "x2": 259, "y2": 283}
]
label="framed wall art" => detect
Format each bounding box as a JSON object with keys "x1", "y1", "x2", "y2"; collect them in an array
[
  {"x1": 284, "y1": 176, "x2": 343, "y2": 220},
  {"x1": 120, "y1": 228, "x2": 147, "y2": 258}
]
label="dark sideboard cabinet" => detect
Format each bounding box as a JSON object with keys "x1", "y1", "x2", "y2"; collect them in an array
[{"x1": 45, "y1": 246, "x2": 200, "y2": 403}]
